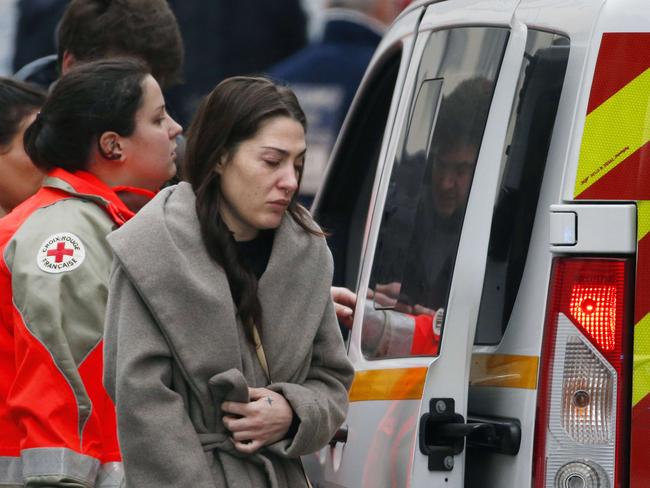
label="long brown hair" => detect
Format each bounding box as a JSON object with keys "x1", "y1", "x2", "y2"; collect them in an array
[{"x1": 183, "y1": 76, "x2": 321, "y2": 343}]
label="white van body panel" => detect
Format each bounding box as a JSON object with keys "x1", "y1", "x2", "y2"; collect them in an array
[
  {"x1": 466, "y1": 1, "x2": 622, "y2": 486},
  {"x1": 550, "y1": 204, "x2": 637, "y2": 254}
]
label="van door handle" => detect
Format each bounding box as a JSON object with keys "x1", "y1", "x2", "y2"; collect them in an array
[
  {"x1": 418, "y1": 400, "x2": 522, "y2": 472},
  {"x1": 419, "y1": 398, "x2": 501, "y2": 471},
  {"x1": 436, "y1": 421, "x2": 497, "y2": 442},
  {"x1": 329, "y1": 426, "x2": 348, "y2": 446},
  {"x1": 466, "y1": 413, "x2": 521, "y2": 455}
]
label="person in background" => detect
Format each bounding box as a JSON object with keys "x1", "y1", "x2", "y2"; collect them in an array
[
  {"x1": 14, "y1": 0, "x2": 184, "y2": 93},
  {"x1": 10, "y1": 0, "x2": 185, "y2": 209},
  {"x1": 0, "y1": 58, "x2": 182, "y2": 487},
  {"x1": 103, "y1": 76, "x2": 353, "y2": 487},
  {"x1": 9, "y1": 0, "x2": 358, "y2": 328},
  {"x1": 0, "y1": 78, "x2": 45, "y2": 218},
  {"x1": 57, "y1": 0, "x2": 183, "y2": 89},
  {"x1": 166, "y1": 0, "x2": 308, "y2": 126},
  {"x1": 0, "y1": 0, "x2": 19, "y2": 75},
  {"x1": 268, "y1": 0, "x2": 409, "y2": 201},
  {"x1": 11, "y1": 0, "x2": 68, "y2": 80}
]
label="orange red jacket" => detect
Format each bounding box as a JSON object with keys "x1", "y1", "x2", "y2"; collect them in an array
[{"x1": 0, "y1": 169, "x2": 140, "y2": 487}]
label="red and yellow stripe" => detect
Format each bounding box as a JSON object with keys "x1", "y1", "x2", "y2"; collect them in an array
[
  {"x1": 632, "y1": 202, "x2": 650, "y2": 486},
  {"x1": 575, "y1": 33, "x2": 650, "y2": 200},
  {"x1": 575, "y1": 33, "x2": 650, "y2": 486}
]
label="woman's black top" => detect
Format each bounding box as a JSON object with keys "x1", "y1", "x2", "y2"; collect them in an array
[
  {"x1": 235, "y1": 229, "x2": 274, "y2": 279},
  {"x1": 234, "y1": 228, "x2": 300, "y2": 436}
]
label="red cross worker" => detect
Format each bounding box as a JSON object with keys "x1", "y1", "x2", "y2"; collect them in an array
[{"x1": 0, "y1": 60, "x2": 180, "y2": 487}]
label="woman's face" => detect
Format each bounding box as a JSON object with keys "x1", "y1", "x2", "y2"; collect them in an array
[
  {"x1": 217, "y1": 116, "x2": 306, "y2": 241},
  {"x1": 120, "y1": 75, "x2": 182, "y2": 191},
  {"x1": 0, "y1": 110, "x2": 44, "y2": 213}
]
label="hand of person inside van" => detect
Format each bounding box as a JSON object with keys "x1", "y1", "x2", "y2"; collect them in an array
[
  {"x1": 221, "y1": 387, "x2": 294, "y2": 454},
  {"x1": 368, "y1": 282, "x2": 402, "y2": 308},
  {"x1": 331, "y1": 286, "x2": 357, "y2": 329},
  {"x1": 412, "y1": 303, "x2": 436, "y2": 317}
]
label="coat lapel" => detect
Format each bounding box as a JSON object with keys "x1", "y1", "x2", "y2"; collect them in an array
[
  {"x1": 108, "y1": 184, "x2": 244, "y2": 401},
  {"x1": 258, "y1": 214, "x2": 333, "y2": 382},
  {"x1": 109, "y1": 183, "x2": 335, "y2": 396}
]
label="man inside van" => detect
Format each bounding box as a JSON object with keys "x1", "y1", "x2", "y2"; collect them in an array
[{"x1": 352, "y1": 78, "x2": 494, "y2": 357}]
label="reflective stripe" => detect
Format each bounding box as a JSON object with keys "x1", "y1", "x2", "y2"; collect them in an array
[
  {"x1": 574, "y1": 33, "x2": 650, "y2": 200},
  {"x1": 469, "y1": 353, "x2": 539, "y2": 389},
  {"x1": 0, "y1": 456, "x2": 21, "y2": 485},
  {"x1": 21, "y1": 448, "x2": 99, "y2": 485},
  {"x1": 633, "y1": 313, "x2": 650, "y2": 406},
  {"x1": 349, "y1": 367, "x2": 427, "y2": 402},
  {"x1": 1, "y1": 452, "x2": 121, "y2": 487},
  {"x1": 575, "y1": 68, "x2": 650, "y2": 196},
  {"x1": 97, "y1": 462, "x2": 124, "y2": 488}
]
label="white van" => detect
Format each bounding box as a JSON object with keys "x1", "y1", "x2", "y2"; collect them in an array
[{"x1": 306, "y1": 0, "x2": 650, "y2": 486}]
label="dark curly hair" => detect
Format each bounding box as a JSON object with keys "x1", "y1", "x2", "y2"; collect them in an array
[{"x1": 56, "y1": 0, "x2": 183, "y2": 89}]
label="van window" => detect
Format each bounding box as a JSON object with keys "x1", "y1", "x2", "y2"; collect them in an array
[
  {"x1": 314, "y1": 47, "x2": 402, "y2": 297},
  {"x1": 475, "y1": 30, "x2": 569, "y2": 345},
  {"x1": 361, "y1": 27, "x2": 509, "y2": 359}
]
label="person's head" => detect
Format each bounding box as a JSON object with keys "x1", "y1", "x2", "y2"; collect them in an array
[
  {"x1": 0, "y1": 78, "x2": 46, "y2": 214},
  {"x1": 184, "y1": 76, "x2": 313, "y2": 240},
  {"x1": 56, "y1": 0, "x2": 183, "y2": 89},
  {"x1": 24, "y1": 58, "x2": 182, "y2": 192},
  {"x1": 184, "y1": 76, "x2": 317, "y2": 342},
  {"x1": 430, "y1": 78, "x2": 493, "y2": 218}
]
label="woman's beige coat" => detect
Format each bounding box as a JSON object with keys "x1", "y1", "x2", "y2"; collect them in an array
[{"x1": 103, "y1": 182, "x2": 353, "y2": 487}]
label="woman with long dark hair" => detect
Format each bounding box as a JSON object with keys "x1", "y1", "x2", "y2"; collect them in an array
[
  {"x1": 103, "y1": 76, "x2": 353, "y2": 487},
  {"x1": 0, "y1": 58, "x2": 181, "y2": 487}
]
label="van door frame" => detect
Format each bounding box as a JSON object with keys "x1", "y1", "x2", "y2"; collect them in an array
[{"x1": 345, "y1": 5, "x2": 529, "y2": 486}]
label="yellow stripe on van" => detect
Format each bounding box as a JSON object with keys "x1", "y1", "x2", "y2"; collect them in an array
[
  {"x1": 633, "y1": 313, "x2": 650, "y2": 406},
  {"x1": 349, "y1": 355, "x2": 539, "y2": 402},
  {"x1": 349, "y1": 367, "x2": 427, "y2": 402},
  {"x1": 575, "y1": 67, "x2": 650, "y2": 197},
  {"x1": 469, "y1": 354, "x2": 539, "y2": 389}
]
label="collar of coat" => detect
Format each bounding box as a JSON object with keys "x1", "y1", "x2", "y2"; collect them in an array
[{"x1": 107, "y1": 182, "x2": 334, "y2": 389}]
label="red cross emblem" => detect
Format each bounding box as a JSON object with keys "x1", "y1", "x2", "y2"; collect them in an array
[
  {"x1": 47, "y1": 242, "x2": 74, "y2": 263},
  {"x1": 38, "y1": 233, "x2": 86, "y2": 274}
]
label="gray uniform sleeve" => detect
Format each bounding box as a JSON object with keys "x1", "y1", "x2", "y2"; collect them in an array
[
  {"x1": 267, "y1": 298, "x2": 354, "y2": 457},
  {"x1": 103, "y1": 263, "x2": 215, "y2": 488},
  {"x1": 5, "y1": 199, "x2": 117, "y2": 487}
]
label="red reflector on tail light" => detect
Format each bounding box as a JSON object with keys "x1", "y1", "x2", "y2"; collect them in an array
[
  {"x1": 560, "y1": 260, "x2": 627, "y2": 369},
  {"x1": 569, "y1": 283, "x2": 617, "y2": 351}
]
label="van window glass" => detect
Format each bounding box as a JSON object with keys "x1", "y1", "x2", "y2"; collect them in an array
[
  {"x1": 314, "y1": 48, "x2": 402, "y2": 301},
  {"x1": 361, "y1": 27, "x2": 508, "y2": 359},
  {"x1": 475, "y1": 30, "x2": 569, "y2": 344}
]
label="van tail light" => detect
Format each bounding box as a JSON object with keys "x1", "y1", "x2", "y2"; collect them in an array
[{"x1": 533, "y1": 258, "x2": 633, "y2": 488}]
